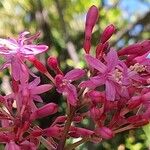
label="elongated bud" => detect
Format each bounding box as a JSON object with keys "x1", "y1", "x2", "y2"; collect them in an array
[
  {"x1": 32, "y1": 126, "x2": 62, "y2": 138},
  {"x1": 84, "y1": 5, "x2": 99, "y2": 53},
  {"x1": 70, "y1": 126, "x2": 94, "y2": 138},
  {"x1": 95, "y1": 127, "x2": 114, "y2": 139},
  {"x1": 28, "y1": 56, "x2": 47, "y2": 73},
  {"x1": 47, "y1": 56, "x2": 63, "y2": 75},
  {"x1": 118, "y1": 40, "x2": 150, "y2": 56},
  {"x1": 30, "y1": 103, "x2": 58, "y2": 121},
  {"x1": 100, "y1": 24, "x2": 116, "y2": 44},
  {"x1": 43, "y1": 126, "x2": 62, "y2": 138}
]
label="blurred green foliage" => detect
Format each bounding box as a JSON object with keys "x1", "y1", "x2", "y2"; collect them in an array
[{"x1": 0, "y1": 0, "x2": 150, "y2": 149}]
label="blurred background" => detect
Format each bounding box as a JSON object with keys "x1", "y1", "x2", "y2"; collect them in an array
[{"x1": 0, "y1": 0, "x2": 150, "y2": 149}]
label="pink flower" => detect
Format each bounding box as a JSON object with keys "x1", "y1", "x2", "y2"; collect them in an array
[
  {"x1": 18, "y1": 77, "x2": 53, "y2": 110},
  {"x1": 55, "y1": 69, "x2": 85, "y2": 106},
  {"x1": 0, "y1": 31, "x2": 48, "y2": 56},
  {"x1": 0, "y1": 31, "x2": 48, "y2": 81},
  {"x1": 80, "y1": 50, "x2": 129, "y2": 101}
]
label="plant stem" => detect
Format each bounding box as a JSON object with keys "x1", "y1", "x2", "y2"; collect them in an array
[
  {"x1": 56, "y1": 106, "x2": 76, "y2": 150},
  {"x1": 65, "y1": 137, "x2": 89, "y2": 150},
  {"x1": 114, "y1": 125, "x2": 134, "y2": 134}
]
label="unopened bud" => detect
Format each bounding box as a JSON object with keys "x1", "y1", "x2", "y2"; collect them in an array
[
  {"x1": 100, "y1": 24, "x2": 116, "y2": 44},
  {"x1": 30, "y1": 103, "x2": 58, "y2": 121},
  {"x1": 47, "y1": 57, "x2": 63, "y2": 75},
  {"x1": 28, "y1": 56, "x2": 47, "y2": 73},
  {"x1": 84, "y1": 5, "x2": 99, "y2": 53}
]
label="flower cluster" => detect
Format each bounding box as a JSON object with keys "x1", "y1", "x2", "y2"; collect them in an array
[{"x1": 0, "y1": 5, "x2": 150, "y2": 150}]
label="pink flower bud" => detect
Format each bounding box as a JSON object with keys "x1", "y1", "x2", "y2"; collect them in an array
[
  {"x1": 47, "y1": 56, "x2": 63, "y2": 75},
  {"x1": 53, "y1": 116, "x2": 67, "y2": 125},
  {"x1": 42, "y1": 126, "x2": 62, "y2": 138},
  {"x1": 84, "y1": 5, "x2": 99, "y2": 53},
  {"x1": 28, "y1": 56, "x2": 47, "y2": 73},
  {"x1": 30, "y1": 103, "x2": 58, "y2": 121},
  {"x1": 85, "y1": 5, "x2": 99, "y2": 36},
  {"x1": 100, "y1": 24, "x2": 116, "y2": 44},
  {"x1": 83, "y1": 39, "x2": 91, "y2": 54},
  {"x1": 95, "y1": 127, "x2": 114, "y2": 139},
  {"x1": 118, "y1": 40, "x2": 150, "y2": 56},
  {"x1": 70, "y1": 126, "x2": 94, "y2": 137}
]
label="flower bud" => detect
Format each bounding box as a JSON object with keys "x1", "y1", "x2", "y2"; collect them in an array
[
  {"x1": 95, "y1": 127, "x2": 114, "y2": 139},
  {"x1": 118, "y1": 40, "x2": 150, "y2": 56},
  {"x1": 100, "y1": 24, "x2": 116, "y2": 44},
  {"x1": 30, "y1": 103, "x2": 58, "y2": 121},
  {"x1": 42, "y1": 126, "x2": 62, "y2": 138},
  {"x1": 84, "y1": 5, "x2": 99, "y2": 53},
  {"x1": 28, "y1": 56, "x2": 47, "y2": 73},
  {"x1": 47, "y1": 56, "x2": 63, "y2": 75},
  {"x1": 70, "y1": 126, "x2": 94, "y2": 137}
]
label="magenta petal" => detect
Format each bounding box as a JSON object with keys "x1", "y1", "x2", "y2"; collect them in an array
[
  {"x1": 105, "y1": 80, "x2": 116, "y2": 101},
  {"x1": 29, "y1": 77, "x2": 41, "y2": 88},
  {"x1": 79, "y1": 80, "x2": 97, "y2": 89},
  {"x1": 12, "y1": 60, "x2": 21, "y2": 81},
  {"x1": 23, "y1": 45, "x2": 48, "y2": 55},
  {"x1": 106, "y1": 49, "x2": 118, "y2": 70},
  {"x1": 85, "y1": 54, "x2": 107, "y2": 73},
  {"x1": 90, "y1": 75, "x2": 106, "y2": 86},
  {"x1": 64, "y1": 69, "x2": 85, "y2": 81},
  {"x1": 31, "y1": 84, "x2": 52, "y2": 95},
  {"x1": 64, "y1": 84, "x2": 78, "y2": 106}
]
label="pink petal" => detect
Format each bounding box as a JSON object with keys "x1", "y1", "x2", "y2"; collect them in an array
[
  {"x1": 23, "y1": 45, "x2": 48, "y2": 55},
  {"x1": 29, "y1": 77, "x2": 41, "y2": 88},
  {"x1": 31, "y1": 84, "x2": 53, "y2": 95},
  {"x1": 64, "y1": 69, "x2": 85, "y2": 81},
  {"x1": 85, "y1": 54, "x2": 107, "y2": 73},
  {"x1": 64, "y1": 84, "x2": 78, "y2": 106},
  {"x1": 105, "y1": 80, "x2": 116, "y2": 101},
  {"x1": 79, "y1": 80, "x2": 97, "y2": 89},
  {"x1": 106, "y1": 49, "x2": 118, "y2": 70}
]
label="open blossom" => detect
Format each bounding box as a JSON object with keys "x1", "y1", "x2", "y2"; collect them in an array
[
  {"x1": 18, "y1": 77, "x2": 53, "y2": 111},
  {"x1": 0, "y1": 31, "x2": 48, "y2": 81},
  {"x1": 55, "y1": 69, "x2": 85, "y2": 106},
  {"x1": 80, "y1": 49, "x2": 129, "y2": 101},
  {"x1": 0, "y1": 31, "x2": 48, "y2": 56}
]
